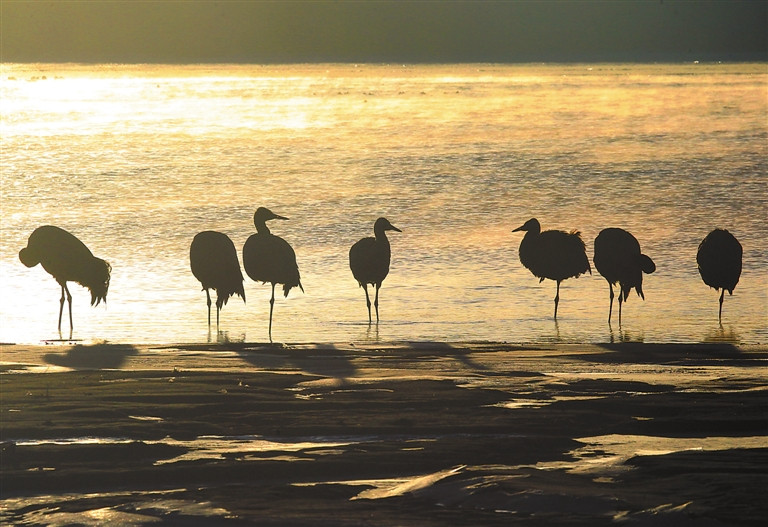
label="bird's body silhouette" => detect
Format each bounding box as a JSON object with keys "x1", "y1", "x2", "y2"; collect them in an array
[
  {"x1": 190, "y1": 231, "x2": 245, "y2": 329},
  {"x1": 593, "y1": 227, "x2": 656, "y2": 326},
  {"x1": 513, "y1": 218, "x2": 591, "y2": 318},
  {"x1": 696, "y1": 228, "x2": 742, "y2": 322},
  {"x1": 242, "y1": 207, "x2": 303, "y2": 341},
  {"x1": 19, "y1": 225, "x2": 111, "y2": 338},
  {"x1": 349, "y1": 217, "x2": 401, "y2": 323}
]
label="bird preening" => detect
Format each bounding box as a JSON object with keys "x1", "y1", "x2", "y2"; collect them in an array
[
  {"x1": 593, "y1": 227, "x2": 656, "y2": 326},
  {"x1": 696, "y1": 228, "x2": 742, "y2": 323},
  {"x1": 349, "y1": 217, "x2": 401, "y2": 323},
  {"x1": 190, "y1": 230, "x2": 246, "y2": 331},
  {"x1": 19, "y1": 225, "x2": 111, "y2": 339},
  {"x1": 242, "y1": 207, "x2": 303, "y2": 342},
  {"x1": 513, "y1": 218, "x2": 591, "y2": 319}
]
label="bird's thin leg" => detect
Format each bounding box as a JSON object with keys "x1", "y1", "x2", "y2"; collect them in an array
[
  {"x1": 554, "y1": 281, "x2": 561, "y2": 319},
  {"x1": 58, "y1": 284, "x2": 66, "y2": 336},
  {"x1": 64, "y1": 283, "x2": 73, "y2": 339},
  {"x1": 205, "y1": 289, "x2": 212, "y2": 329},
  {"x1": 718, "y1": 289, "x2": 725, "y2": 323},
  {"x1": 607, "y1": 282, "x2": 614, "y2": 325},
  {"x1": 374, "y1": 283, "x2": 380, "y2": 323},
  {"x1": 269, "y1": 283, "x2": 276, "y2": 343},
  {"x1": 363, "y1": 284, "x2": 372, "y2": 324},
  {"x1": 618, "y1": 292, "x2": 624, "y2": 328},
  {"x1": 216, "y1": 304, "x2": 221, "y2": 330}
]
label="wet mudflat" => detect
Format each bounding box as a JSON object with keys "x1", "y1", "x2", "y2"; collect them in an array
[{"x1": 1, "y1": 341, "x2": 766, "y2": 525}]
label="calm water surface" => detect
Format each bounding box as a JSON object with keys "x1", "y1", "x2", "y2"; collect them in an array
[{"x1": 1, "y1": 63, "x2": 766, "y2": 344}]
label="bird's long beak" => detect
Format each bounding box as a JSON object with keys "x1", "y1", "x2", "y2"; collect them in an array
[
  {"x1": 389, "y1": 225, "x2": 402, "y2": 233},
  {"x1": 512, "y1": 225, "x2": 525, "y2": 232},
  {"x1": 274, "y1": 214, "x2": 289, "y2": 221}
]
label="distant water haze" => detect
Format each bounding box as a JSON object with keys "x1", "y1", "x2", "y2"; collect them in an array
[{"x1": 1, "y1": 63, "x2": 765, "y2": 344}]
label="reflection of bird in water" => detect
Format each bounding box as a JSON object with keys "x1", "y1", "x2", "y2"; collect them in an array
[
  {"x1": 349, "y1": 217, "x2": 401, "y2": 323},
  {"x1": 513, "y1": 218, "x2": 591, "y2": 319},
  {"x1": 593, "y1": 228, "x2": 656, "y2": 326},
  {"x1": 190, "y1": 231, "x2": 245, "y2": 330},
  {"x1": 696, "y1": 228, "x2": 742, "y2": 322},
  {"x1": 242, "y1": 207, "x2": 303, "y2": 341},
  {"x1": 19, "y1": 225, "x2": 111, "y2": 338}
]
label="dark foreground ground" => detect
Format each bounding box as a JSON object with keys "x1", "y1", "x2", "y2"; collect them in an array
[{"x1": 1, "y1": 341, "x2": 766, "y2": 526}]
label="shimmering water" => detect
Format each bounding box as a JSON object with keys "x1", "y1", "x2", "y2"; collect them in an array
[{"x1": 1, "y1": 63, "x2": 766, "y2": 344}]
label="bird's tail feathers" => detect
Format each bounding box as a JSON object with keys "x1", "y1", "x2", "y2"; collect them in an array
[
  {"x1": 216, "y1": 284, "x2": 246, "y2": 309},
  {"x1": 568, "y1": 231, "x2": 591, "y2": 275},
  {"x1": 619, "y1": 283, "x2": 631, "y2": 303},
  {"x1": 635, "y1": 283, "x2": 645, "y2": 301},
  {"x1": 639, "y1": 254, "x2": 656, "y2": 274},
  {"x1": 283, "y1": 280, "x2": 304, "y2": 297}
]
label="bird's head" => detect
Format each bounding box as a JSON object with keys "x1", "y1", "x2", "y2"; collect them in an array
[
  {"x1": 513, "y1": 218, "x2": 540, "y2": 234},
  {"x1": 18, "y1": 246, "x2": 40, "y2": 268},
  {"x1": 374, "y1": 217, "x2": 402, "y2": 234},
  {"x1": 84, "y1": 257, "x2": 111, "y2": 306},
  {"x1": 254, "y1": 207, "x2": 288, "y2": 225}
]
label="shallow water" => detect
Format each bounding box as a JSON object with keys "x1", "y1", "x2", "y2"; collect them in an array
[{"x1": 1, "y1": 63, "x2": 766, "y2": 344}]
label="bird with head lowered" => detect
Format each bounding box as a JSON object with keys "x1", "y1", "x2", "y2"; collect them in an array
[
  {"x1": 593, "y1": 227, "x2": 655, "y2": 326},
  {"x1": 696, "y1": 228, "x2": 742, "y2": 323},
  {"x1": 19, "y1": 225, "x2": 111, "y2": 339},
  {"x1": 190, "y1": 230, "x2": 245, "y2": 332}
]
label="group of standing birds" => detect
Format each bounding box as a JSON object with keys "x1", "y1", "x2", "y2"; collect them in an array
[
  {"x1": 512, "y1": 219, "x2": 742, "y2": 325},
  {"x1": 189, "y1": 207, "x2": 399, "y2": 341},
  {"x1": 190, "y1": 207, "x2": 305, "y2": 341},
  {"x1": 19, "y1": 211, "x2": 743, "y2": 340}
]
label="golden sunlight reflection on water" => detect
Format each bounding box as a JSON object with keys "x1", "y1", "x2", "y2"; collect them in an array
[{"x1": 1, "y1": 63, "x2": 766, "y2": 344}]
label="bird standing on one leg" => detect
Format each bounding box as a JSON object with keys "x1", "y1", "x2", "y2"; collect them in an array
[
  {"x1": 349, "y1": 217, "x2": 401, "y2": 323},
  {"x1": 242, "y1": 207, "x2": 303, "y2": 342},
  {"x1": 190, "y1": 231, "x2": 245, "y2": 330},
  {"x1": 513, "y1": 218, "x2": 591, "y2": 319},
  {"x1": 19, "y1": 225, "x2": 111, "y2": 339},
  {"x1": 593, "y1": 227, "x2": 656, "y2": 326},
  {"x1": 696, "y1": 228, "x2": 742, "y2": 322}
]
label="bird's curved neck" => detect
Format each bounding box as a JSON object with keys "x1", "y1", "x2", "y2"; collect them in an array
[
  {"x1": 255, "y1": 221, "x2": 271, "y2": 235},
  {"x1": 373, "y1": 227, "x2": 391, "y2": 244},
  {"x1": 519, "y1": 230, "x2": 535, "y2": 245}
]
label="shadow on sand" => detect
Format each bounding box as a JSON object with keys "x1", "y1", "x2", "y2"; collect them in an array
[
  {"x1": 576, "y1": 342, "x2": 765, "y2": 367},
  {"x1": 238, "y1": 344, "x2": 358, "y2": 381},
  {"x1": 44, "y1": 343, "x2": 138, "y2": 370}
]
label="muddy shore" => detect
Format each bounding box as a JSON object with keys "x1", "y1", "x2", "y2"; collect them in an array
[{"x1": 1, "y1": 341, "x2": 766, "y2": 525}]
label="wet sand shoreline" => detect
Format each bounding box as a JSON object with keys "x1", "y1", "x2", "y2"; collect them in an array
[{"x1": 1, "y1": 341, "x2": 767, "y2": 525}]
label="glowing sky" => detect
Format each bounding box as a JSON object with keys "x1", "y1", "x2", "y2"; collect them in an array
[{"x1": 2, "y1": 0, "x2": 765, "y2": 63}]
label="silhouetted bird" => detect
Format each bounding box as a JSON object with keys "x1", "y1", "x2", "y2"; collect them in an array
[
  {"x1": 19, "y1": 225, "x2": 111, "y2": 338},
  {"x1": 696, "y1": 228, "x2": 742, "y2": 322},
  {"x1": 349, "y1": 217, "x2": 401, "y2": 323},
  {"x1": 242, "y1": 207, "x2": 303, "y2": 341},
  {"x1": 593, "y1": 228, "x2": 656, "y2": 326},
  {"x1": 190, "y1": 231, "x2": 245, "y2": 329},
  {"x1": 513, "y1": 218, "x2": 591, "y2": 319}
]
